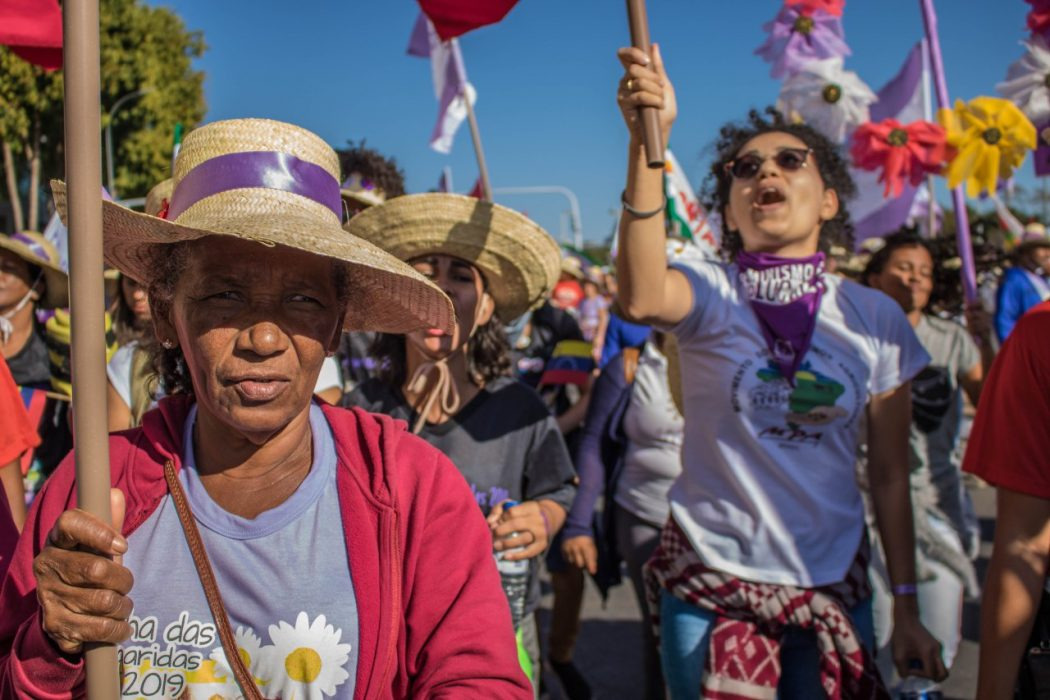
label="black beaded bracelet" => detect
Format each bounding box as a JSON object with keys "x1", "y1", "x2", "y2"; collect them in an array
[{"x1": 621, "y1": 189, "x2": 666, "y2": 219}]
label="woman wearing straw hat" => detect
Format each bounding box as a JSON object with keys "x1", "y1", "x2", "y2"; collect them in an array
[
  {"x1": 0, "y1": 230, "x2": 68, "y2": 388},
  {"x1": 0, "y1": 230, "x2": 72, "y2": 509},
  {"x1": 614, "y1": 46, "x2": 944, "y2": 696},
  {"x1": 344, "y1": 192, "x2": 577, "y2": 692},
  {"x1": 104, "y1": 179, "x2": 345, "y2": 432},
  {"x1": 0, "y1": 119, "x2": 531, "y2": 698}
]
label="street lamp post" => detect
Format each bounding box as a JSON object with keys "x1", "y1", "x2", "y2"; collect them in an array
[
  {"x1": 104, "y1": 88, "x2": 151, "y2": 198},
  {"x1": 492, "y1": 185, "x2": 583, "y2": 250}
]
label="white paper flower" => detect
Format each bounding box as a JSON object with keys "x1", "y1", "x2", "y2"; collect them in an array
[
  {"x1": 206, "y1": 626, "x2": 268, "y2": 698},
  {"x1": 997, "y1": 35, "x2": 1050, "y2": 124},
  {"x1": 777, "y1": 57, "x2": 877, "y2": 144},
  {"x1": 259, "y1": 613, "x2": 352, "y2": 699}
]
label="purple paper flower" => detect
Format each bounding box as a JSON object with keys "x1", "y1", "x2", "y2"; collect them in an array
[{"x1": 755, "y1": 6, "x2": 851, "y2": 80}]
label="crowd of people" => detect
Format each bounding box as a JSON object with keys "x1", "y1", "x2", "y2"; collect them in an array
[{"x1": 0, "y1": 43, "x2": 1049, "y2": 700}]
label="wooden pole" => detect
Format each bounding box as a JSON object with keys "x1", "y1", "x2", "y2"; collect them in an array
[
  {"x1": 625, "y1": 0, "x2": 664, "y2": 169},
  {"x1": 450, "y1": 39, "x2": 491, "y2": 202},
  {"x1": 463, "y1": 93, "x2": 492, "y2": 202},
  {"x1": 62, "y1": 0, "x2": 120, "y2": 695}
]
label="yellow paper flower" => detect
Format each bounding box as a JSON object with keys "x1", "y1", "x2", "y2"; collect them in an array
[{"x1": 938, "y1": 96, "x2": 1036, "y2": 197}]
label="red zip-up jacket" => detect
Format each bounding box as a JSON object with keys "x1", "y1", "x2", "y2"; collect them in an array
[{"x1": 0, "y1": 395, "x2": 531, "y2": 698}]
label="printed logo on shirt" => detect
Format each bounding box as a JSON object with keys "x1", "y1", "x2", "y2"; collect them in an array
[
  {"x1": 470, "y1": 483, "x2": 511, "y2": 511},
  {"x1": 120, "y1": 611, "x2": 351, "y2": 698},
  {"x1": 731, "y1": 345, "x2": 862, "y2": 448}
]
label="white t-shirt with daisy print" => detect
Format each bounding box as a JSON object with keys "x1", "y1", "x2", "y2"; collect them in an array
[{"x1": 121, "y1": 403, "x2": 358, "y2": 699}]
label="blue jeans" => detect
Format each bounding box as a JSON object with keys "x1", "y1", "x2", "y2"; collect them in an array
[{"x1": 660, "y1": 590, "x2": 876, "y2": 700}]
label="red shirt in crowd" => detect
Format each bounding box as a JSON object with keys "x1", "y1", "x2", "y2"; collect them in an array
[
  {"x1": 0, "y1": 355, "x2": 40, "y2": 577},
  {"x1": 963, "y1": 301, "x2": 1050, "y2": 498}
]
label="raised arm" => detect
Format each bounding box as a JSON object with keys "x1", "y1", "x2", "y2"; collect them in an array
[{"x1": 615, "y1": 44, "x2": 693, "y2": 326}]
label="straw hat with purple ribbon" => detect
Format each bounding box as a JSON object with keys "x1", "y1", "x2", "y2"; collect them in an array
[
  {"x1": 345, "y1": 193, "x2": 562, "y2": 323},
  {"x1": 0, "y1": 230, "x2": 69, "y2": 308},
  {"x1": 340, "y1": 172, "x2": 387, "y2": 210},
  {"x1": 51, "y1": 118, "x2": 453, "y2": 334}
]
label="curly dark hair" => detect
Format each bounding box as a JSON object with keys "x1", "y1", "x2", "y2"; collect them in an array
[
  {"x1": 371, "y1": 319, "x2": 513, "y2": 389},
  {"x1": 335, "y1": 140, "x2": 406, "y2": 198},
  {"x1": 145, "y1": 240, "x2": 352, "y2": 398},
  {"x1": 702, "y1": 108, "x2": 856, "y2": 260}
]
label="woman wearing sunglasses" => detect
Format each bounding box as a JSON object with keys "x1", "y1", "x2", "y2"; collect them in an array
[{"x1": 614, "y1": 45, "x2": 944, "y2": 697}]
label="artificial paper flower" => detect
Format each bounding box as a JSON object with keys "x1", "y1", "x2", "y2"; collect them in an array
[
  {"x1": 777, "y1": 58, "x2": 876, "y2": 144},
  {"x1": 939, "y1": 96, "x2": 1036, "y2": 198},
  {"x1": 787, "y1": 0, "x2": 845, "y2": 17},
  {"x1": 755, "y1": 6, "x2": 850, "y2": 80},
  {"x1": 1026, "y1": 0, "x2": 1050, "y2": 42},
  {"x1": 851, "y1": 119, "x2": 952, "y2": 197},
  {"x1": 997, "y1": 35, "x2": 1050, "y2": 124}
]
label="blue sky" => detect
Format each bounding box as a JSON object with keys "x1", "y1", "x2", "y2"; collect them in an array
[{"x1": 146, "y1": 0, "x2": 1032, "y2": 244}]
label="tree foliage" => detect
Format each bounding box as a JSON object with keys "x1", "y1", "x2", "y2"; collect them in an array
[{"x1": 0, "y1": 0, "x2": 206, "y2": 231}]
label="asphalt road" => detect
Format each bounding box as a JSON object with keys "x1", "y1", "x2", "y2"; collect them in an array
[{"x1": 536, "y1": 483, "x2": 996, "y2": 700}]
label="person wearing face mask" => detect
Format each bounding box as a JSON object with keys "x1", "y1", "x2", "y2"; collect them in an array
[
  {"x1": 0, "y1": 231, "x2": 68, "y2": 389},
  {"x1": 614, "y1": 45, "x2": 944, "y2": 697},
  {"x1": 343, "y1": 193, "x2": 577, "y2": 694},
  {"x1": 862, "y1": 230, "x2": 994, "y2": 680},
  {"x1": 994, "y1": 225, "x2": 1050, "y2": 342}
]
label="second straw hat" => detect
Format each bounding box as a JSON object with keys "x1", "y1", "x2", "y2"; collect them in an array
[{"x1": 346, "y1": 193, "x2": 562, "y2": 323}]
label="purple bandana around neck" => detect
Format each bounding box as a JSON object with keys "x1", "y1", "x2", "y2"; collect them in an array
[{"x1": 736, "y1": 250, "x2": 827, "y2": 385}]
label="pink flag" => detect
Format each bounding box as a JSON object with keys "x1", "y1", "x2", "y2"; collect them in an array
[
  {"x1": 418, "y1": 0, "x2": 519, "y2": 41},
  {"x1": 0, "y1": 0, "x2": 62, "y2": 70},
  {"x1": 407, "y1": 12, "x2": 476, "y2": 154}
]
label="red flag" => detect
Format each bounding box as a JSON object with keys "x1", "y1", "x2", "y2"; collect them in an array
[
  {"x1": 466, "y1": 177, "x2": 483, "y2": 199},
  {"x1": 0, "y1": 0, "x2": 62, "y2": 70},
  {"x1": 417, "y1": 0, "x2": 519, "y2": 41}
]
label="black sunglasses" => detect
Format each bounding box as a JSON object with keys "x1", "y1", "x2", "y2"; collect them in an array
[{"x1": 724, "y1": 147, "x2": 813, "y2": 180}]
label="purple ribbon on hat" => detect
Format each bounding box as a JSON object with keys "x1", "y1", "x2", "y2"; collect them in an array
[
  {"x1": 11, "y1": 232, "x2": 53, "y2": 264},
  {"x1": 736, "y1": 250, "x2": 827, "y2": 385},
  {"x1": 167, "y1": 151, "x2": 342, "y2": 221}
]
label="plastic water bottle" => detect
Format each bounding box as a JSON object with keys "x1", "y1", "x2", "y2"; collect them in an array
[
  {"x1": 494, "y1": 500, "x2": 529, "y2": 629},
  {"x1": 895, "y1": 676, "x2": 943, "y2": 700}
]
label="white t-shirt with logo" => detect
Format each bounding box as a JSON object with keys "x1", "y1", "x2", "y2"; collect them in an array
[{"x1": 667, "y1": 259, "x2": 930, "y2": 587}]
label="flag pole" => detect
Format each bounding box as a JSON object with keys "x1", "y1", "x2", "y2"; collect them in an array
[
  {"x1": 453, "y1": 38, "x2": 492, "y2": 202},
  {"x1": 625, "y1": 0, "x2": 664, "y2": 169},
  {"x1": 463, "y1": 93, "x2": 492, "y2": 202},
  {"x1": 918, "y1": 0, "x2": 977, "y2": 302},
  {"x1": 62, "y1": 0, "x2": 120, "y2": 695}
]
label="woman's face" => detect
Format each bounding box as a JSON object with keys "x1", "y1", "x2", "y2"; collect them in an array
[
  {"x1": 868, "y1": 244, "x2": 934, "y2": 314},
  {"x1": 724, "y1": 131, "x2": 839, "y2": 258},
  {"x1": 120, "y1": 275, "x2": 151, "y2": 325},
  {"x1": 405, "y1": 254, "x2": 493, "y2": 361},
  {"x1": 0, "y1": 249, "x2": 35, "y2": 312},
  {"x1": 154, "y1": 238, "x2": 346, "y2": 441}
]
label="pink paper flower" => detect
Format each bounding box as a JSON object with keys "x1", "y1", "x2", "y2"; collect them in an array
[
  {"x1": 755, "y1": 6, "x2": 851, "y2": 80},
  {"x1": 1027, "y1": 0, "x2": 1050, "y2": 42},
  {"x1": 787, "y1": 0, "x2": 845, "y2": 18},
  {"x1": 850, "y1": 119, "x2": 953, "y2": 198}
]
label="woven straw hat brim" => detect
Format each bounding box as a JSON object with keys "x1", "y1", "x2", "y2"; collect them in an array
[
  {"x1": 51, "y1": 180, "x2": 454, "y2": 335},
  {"x1": 341, "y1": 188, "x2": 384, "y2": 209},
  {"x1": 346, "y1": 193, "x2": 562, "y2": 323},
  {"x1": 0, "y1": 234, "x2": 69, "y2": 309}
]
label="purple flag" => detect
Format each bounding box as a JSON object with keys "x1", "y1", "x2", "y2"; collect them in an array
[
  {"x1": 407, "y1": 12, "x2": 476, "y2": 154},
  {"x1": 849, "y1": 42, "x2": 928, "y2": 248}
]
